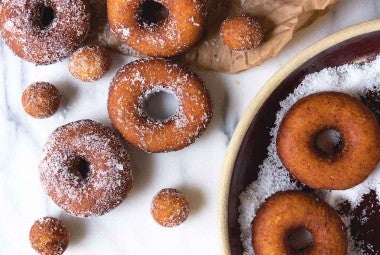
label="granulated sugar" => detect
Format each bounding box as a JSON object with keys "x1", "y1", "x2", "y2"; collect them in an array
[{"x1": 239, "y1": 55, "x2": 380, "y2": 255}]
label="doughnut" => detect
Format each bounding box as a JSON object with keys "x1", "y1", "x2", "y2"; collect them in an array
[
  {"x1": 252, "y1": 191, "x2": 347, "y2": 255},
  {"x1": 107, "y1": 58, "x2": 213, "y2": 153},
  {"x1": 39, "y1": 119, "x2": 133, "y2": 217},
  {"x1": 220, "y1": 14, "x2": 264, "y2": 51},
  {"x1": 29, "y1": 217, "x2": 69, "y2": 255},
  {"x1": 69, "y1": 45, "x2": 111, "y2": 82},
  {"x1": 107, "y1": 0, "x2": 207, "y2": 57},
  {"x1": 22, "y1": 82, "x2": 61, "y2": 119},
  {"x1": 0, "y1": 0, "x2": 90, "y2": 65},
  {"x1": 277, "y1": 92, "x2": 380, "y2": 190},
  {"x1": 151, "y1": 188, "x2": 190, "y2": 227}
]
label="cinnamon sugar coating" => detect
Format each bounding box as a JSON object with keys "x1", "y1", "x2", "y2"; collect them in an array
[
  {"x1": 107, "y1": 0, "x2": 207, "y2": 57},
  {"x1": 69, "y1": 45, "x2": 111, "y2": 82},
  {"x1": 29, "y1": 217, "x2": 69, "y2": 255},
  {"x1": 22, "y1": 82, "x2": 61, "y2": 119},
  {"x1": 107, "y1": 58, "x2": 213, "y2": 153},
  {"x1": 220, "y1": 14, "x2": 264, "y2": 51},
  {"x1": 151, "y1": 188, "x2": 190, "y2": 227},
  {"x1": 39, "y1": 119, "x2": 133, "y2": 217},
  {"x1": 0, "y1": 0, "x2": 91, "y2": 65}
]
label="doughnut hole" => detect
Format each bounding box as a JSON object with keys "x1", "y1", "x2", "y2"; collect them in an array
[
  {"x1": 22, "y1": 82, "x2": 61, "y2": 119},
  {"x1": 138, "y1": 0, "x2": 169, "y2": 28},
  {"x1": 69, "y1": 45, "x2": 111, "y2": 82},
  {"x1": 141, "y1": 90, "x2": 179, "y2": 123},
  {"x1": 151, "y1": 188, "x2": 190, "y2": 227},
  {"x1": 71, "y1": 157, "x2": 92, "y2": 181},
  {"x1": 220, "y1": 14, "x2": 264, "y2": 51},
  {"x1": 286, "y1": 227, "x2": 314, "y2": 253},
  {"x1": 29, "y1": 217, "x2": 69, "y2": 255},
  {"x1": 32, "y1": 3, "x2": 56, "y2": 30},
  {"x1": 314, "y1": 128, "x2": 344, "y2": 159}
]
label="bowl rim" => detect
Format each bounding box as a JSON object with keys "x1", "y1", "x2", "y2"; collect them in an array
[{"x1": 218, "y1": 19, "x2": 380, "y2": 255}]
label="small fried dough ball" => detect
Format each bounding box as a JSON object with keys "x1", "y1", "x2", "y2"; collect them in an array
[
  {"x1": 29, "y1": 217, "x2": 69, "y2": 255},
  {"x1": 220, "y1": 14, "x2": 264, "y2": 51},
  {"x1": 22, "y1": 82, "x2": 61, "y2": 119},
  {"x1": 69, "y1": 45, "x2": 111, "y2": 82},
  {"x1": 151, "y1": 188, "x2": 190, "y2": 227}
]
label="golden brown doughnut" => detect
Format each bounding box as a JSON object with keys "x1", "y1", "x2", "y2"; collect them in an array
[
  {"x1": 39, "y1": 120, "x2": 133, "y2": 217},
  {"x1": 29, "y1": 217, "x2": 69, "y2": 255},
  {"x1": 107, "y1": 58, "x2": 213, "y2": 153},
  {"x1": 0, "y1": 0, "x2": 90, "y2": 65},
  {"x1": 277, "y1": 92, "x2": 380, "y2": 190},
  {"x1": 107, "y1": 0, "x2": 207, "y2": 57},
  {"x1": 151, "y1": 188, "x2": 190, "y2": 227},
  {"x1": 69, "y1": 45, "x2": 111, "y2": 82},
  {"x1": 220, "y1": 14, "x2": 264, "y2": 51},
  {"x1": 22, "y1": 82, "x2": 61, "y2": 119},
  {"x1": 252, "y1": 191, "x2": 347, "y2": 255}
]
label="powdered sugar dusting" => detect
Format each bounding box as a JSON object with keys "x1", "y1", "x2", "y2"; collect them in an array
[
  {"x1": 239, "y1": 56, "x2": 380, "y2": 254},
  {"x1": 39, "y1": 120, "x2": 133, "y2": 217}
]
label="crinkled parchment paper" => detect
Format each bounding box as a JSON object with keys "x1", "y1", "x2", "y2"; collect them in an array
[{"x1": 87, "y1": 0, "x2": 339, "y2": 73}]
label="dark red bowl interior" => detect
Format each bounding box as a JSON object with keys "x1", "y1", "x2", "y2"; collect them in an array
[{"x1": 228, "y1": 30, "x2": 380, "y2": 254}]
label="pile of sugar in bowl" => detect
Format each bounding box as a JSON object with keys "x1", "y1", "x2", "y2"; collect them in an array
[{"x1": 239, "y1": 55, "x2": 380, "y2": 255}]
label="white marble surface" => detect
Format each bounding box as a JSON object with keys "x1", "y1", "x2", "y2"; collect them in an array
[{"x1": 1, "y1": 1, "x2": 380, "y2": 254}]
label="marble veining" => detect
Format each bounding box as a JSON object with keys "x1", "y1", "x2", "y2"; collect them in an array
[{"x1": 1, "y1": 1, "x2": 380, "y2": 254}]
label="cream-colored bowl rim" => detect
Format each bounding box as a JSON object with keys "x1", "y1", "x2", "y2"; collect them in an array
[{"x1": 218, "y1": 19, "x2": 380, "y2": 255}]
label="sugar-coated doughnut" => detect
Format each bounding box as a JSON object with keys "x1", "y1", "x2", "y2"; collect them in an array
[
  {"x1": 29, "y1": 217, "x2": 69, "y2": 255},
  {"x1": 220, "y1": 14, "x2": 264, "y2": 51},
  {"x1": 277, "y1": 92, "x2": 380, "y2": 190},
  {"x1": 69, "y1": 45, "x2": 111, "y2": 82},
  {"x1": 107, "y1": 58, "x2": 213, "y2": 153},
  {"x1": 22, "y1": 82, "x2": 61, "y2": 119},
  {"x1": 39, "y1": 120, "x2": 133, "y2": 217},
  {"x1": 0, "y1": 0, "x2": 90, "y2": 65},
  {"x1": 252, "y1": 191, "x2": 347, "y2": 255},
  {"x1": 107, "y1": 0, "x2": 207, "y2": 57},
  {"x1": 151, "y1": 188, "x2": 190, "y2": 227}
]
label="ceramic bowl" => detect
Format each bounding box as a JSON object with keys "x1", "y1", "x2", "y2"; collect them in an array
[{"x1": 219, "y1": 19, "x2": 380, "y2": 255}]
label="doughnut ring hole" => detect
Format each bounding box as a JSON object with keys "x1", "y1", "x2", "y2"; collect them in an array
[
  {"x1": 313, "y1": 128, "x2": 344, "y2": 159},
  {"x1": 286, "y1": 227, "x2": 314, "y2": 253},
  {"x1": 71, "y1": 157, "x2": 92, "y2": 181},
  {"x1": 138, "y1": 0, "x2": 169, "y2": 28},
  {"x1": 141, "y1": 89, "x2": 179, "y2": 122},
  {"x1": 32, "y1": 3, "x2": 56, "y2": 29}
]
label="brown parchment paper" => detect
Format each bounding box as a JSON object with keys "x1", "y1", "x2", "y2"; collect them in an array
[{"x1": 86, "y1": 0, "x2": 339, "y2": 73}]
